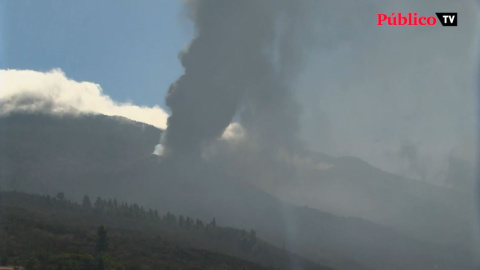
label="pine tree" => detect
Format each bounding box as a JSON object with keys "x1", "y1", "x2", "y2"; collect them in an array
[
  {"x1": 82, "y1": 195, "x2": 92, "y2": 210},
  {"x1": 210, "y1": 218, "x2": 216, "y2": 228},
  {"x1": 96, "y1": 225, "x2": 109, "y2": 254},
  {"x1": 94, "y1": 197, "x2": 104, "y2": 213}
]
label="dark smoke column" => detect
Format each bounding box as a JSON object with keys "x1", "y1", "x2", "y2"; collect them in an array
[{"x1": 161, "y1": 0, "x2": 310, "y2": 156}]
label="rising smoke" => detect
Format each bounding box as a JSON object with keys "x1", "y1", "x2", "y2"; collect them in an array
[
  {"x1": 159, "y1": 0, "x2": 478, "y2": 188},
  {"x1": 160, "y1": 0, "x2": 318, "y2": 157}
]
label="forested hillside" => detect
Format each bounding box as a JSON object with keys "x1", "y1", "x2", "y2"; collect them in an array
[{"x1": 0, "y1": 191, "x2": 331, "y2": 270}]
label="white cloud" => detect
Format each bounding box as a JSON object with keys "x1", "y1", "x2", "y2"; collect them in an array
[{"x1": 0, "y1": 69, "x2": 168, "y2": 129}]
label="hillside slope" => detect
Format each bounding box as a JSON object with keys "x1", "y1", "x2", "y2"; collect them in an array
[
  {"x1": 0, "y1": 113, "x2": 477, "y2": 270},
  {"x1": 0, "y1": 113, "x2": 159, "y2": 194},
  {"x1": 0, "y1": 191, "x2": 330, "y2": 270}
]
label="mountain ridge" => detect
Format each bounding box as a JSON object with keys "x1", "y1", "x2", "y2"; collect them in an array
[{"x1": 0, "y1": 113, "x2": 476, "y2": 270}]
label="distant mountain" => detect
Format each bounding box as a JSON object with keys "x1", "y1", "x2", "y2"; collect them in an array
[
  {"x1": 276, "y1": 154, "x2": 477, "y2": 247},
  {"x1": 0, "y1": 113, "x2": 477, "y2": 270}
]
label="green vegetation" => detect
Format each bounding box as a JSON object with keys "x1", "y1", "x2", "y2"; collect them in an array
[{"x1": 0, "y1": 191, "x2": 329, "y2": 270}]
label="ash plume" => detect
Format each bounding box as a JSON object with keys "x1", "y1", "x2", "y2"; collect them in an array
[{"x1": 161, "y1": 0, "x2": 315, "y2": 156}]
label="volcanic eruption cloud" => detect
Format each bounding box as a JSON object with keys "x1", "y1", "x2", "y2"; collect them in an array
[{"x1": 161, "y1": 0, "x2": 315, "y2": 157}]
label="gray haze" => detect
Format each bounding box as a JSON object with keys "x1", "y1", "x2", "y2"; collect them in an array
[
  {"x1": 296, "y1": 0, "x2": 478, "y2": 186},
  {"x1": 158, "y1": 0, "x2": 480, "y2": 265}
]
